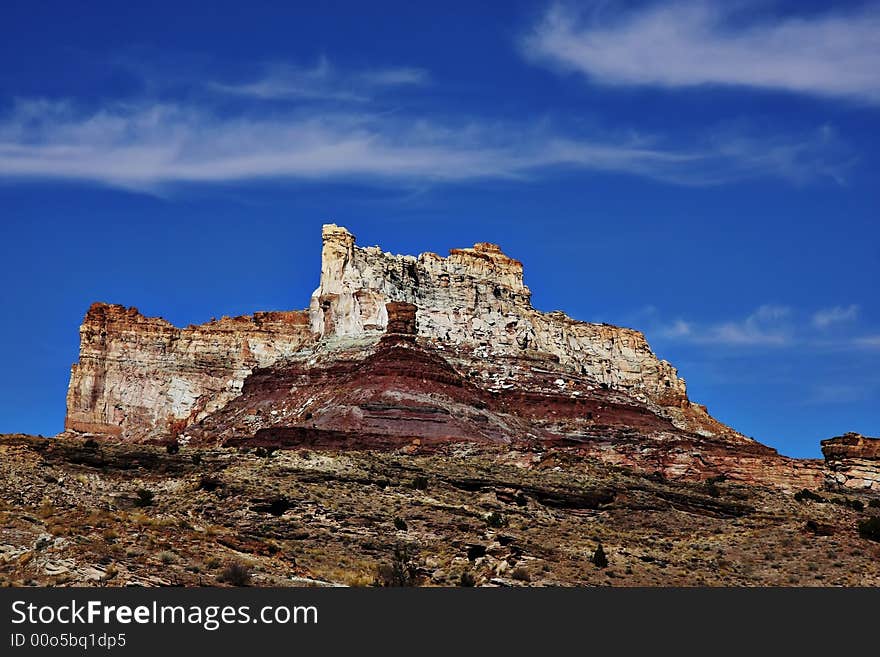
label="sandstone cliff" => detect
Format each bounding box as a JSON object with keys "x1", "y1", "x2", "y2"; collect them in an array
[
  {"x1": 822, "y1": 433, "x2": 880, "y2": 491},
  {"x1": 65, "y1": 303, "x2": 314, "y2": 440},
  {"x1": 309, "y1": 224, "x2": 737, "y2": 439},
  {"x1": 63, "y1": 223, "x2": 846, "y2": 490}
]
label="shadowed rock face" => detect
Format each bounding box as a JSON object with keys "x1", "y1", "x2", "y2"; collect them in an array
[{"x1": 61, "y1": 224, "x2": 864, "y2": 491}]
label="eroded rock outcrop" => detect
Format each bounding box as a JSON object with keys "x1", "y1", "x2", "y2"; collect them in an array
[
  {"x1": 822, "y1": 433, "x2": 880, "y2": 491},
  {"x1": 65, "y1": 303, "x2": 314, "y2": 440},
  {"x1": 62, "y1": 223, "x2": 832, "y2": 490},
  {"x1": 307, "y1": 225, "x2": 723, "y2": 433}
]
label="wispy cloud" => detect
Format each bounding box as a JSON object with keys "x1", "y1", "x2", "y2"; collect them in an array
[
  {"x1": 207, "y1": 58, "x2": 429, "y2": 102},
  {"x1": 655, "y1": 304, "x2": 792, "y2": 347},
  {"x1": 702, "y1": 304, "x2": 793, "y2": 346},
  {"x1": 0, "y1": 95, "x2": 850, "y2": 190},
  {"x1": 658, "y1": 318, "x2": 692, "y2": 339},
  {"x1": 812, "y1": 304, "x2": 860, "y2": 329},
  {"x1": 652, "y1": 303, "x2": 880, "y2": 351},
  {"x1": 807, "y1": 384, "x2": 872, "y2": 405},
  {"x1": 523, "y1": 2, "x2": 880, "y2": 103},
  {"x1": 854, "y1": 335, "x2": 880, "y2": 349}
]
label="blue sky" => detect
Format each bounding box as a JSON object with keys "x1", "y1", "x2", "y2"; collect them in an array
[{"x1": 1, "y1": 0, "x2": 878, "y2": 457}]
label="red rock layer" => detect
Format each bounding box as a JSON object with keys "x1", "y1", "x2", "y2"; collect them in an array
[{"x1": 822, "y1": 432, "x2": 880, "y2": 491}]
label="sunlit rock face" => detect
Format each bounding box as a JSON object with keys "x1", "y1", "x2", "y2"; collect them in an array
[
  {"x1": 65, "y1": 303, "x2": 314, "y2": 441},
  {"x1": 308, "y1": 225, "x2": 691, "y2": 411},
  {"x1": 822, "y1": 433, "x2": 880, "y2": 491},
  {"x1": 63, "y1": 223, "x2": 833, "y2": 491}
]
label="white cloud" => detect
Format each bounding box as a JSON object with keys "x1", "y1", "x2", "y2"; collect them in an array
[
  {"x1": 0, "y1": 97, "x2": 849, "y2": 190},
  {"x1": 659, "y1": 319, "x2": 692, "y2": 338},
  {"x1": 523, "y1": 2, "x2": 880, "y2": 103},
  {"x1": 854, "y1": 335, "x2": 880, "y2": 349},
  {"x1": 654, "y1": 304, "x2": 793, "y2": 346},
  {"x1": 812, "y1": 304, "x2": 860, "y2": 329},
  {"x1": 650, "y1": 304, "x2": 880, "y2": 350},
  {"x1": 703, "y1": 304, "x2": 792, "y2": 346},
  {"x1": 207, "y1": 58, "x2": 428, "y2": 102}
]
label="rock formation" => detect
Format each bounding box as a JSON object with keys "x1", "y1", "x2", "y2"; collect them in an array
[
  {"x1": 65, "y1": 303, "x2": 313, "y2": 440},
  {"x1": 62, "y1": 223, "x2": 870, "y2": 491},
  {"x1": 310, "y1": 226, "x2": 688, "y2": 407},
  {"x1": 822, "y1": 433, "x2": 880, "y2": 491}
]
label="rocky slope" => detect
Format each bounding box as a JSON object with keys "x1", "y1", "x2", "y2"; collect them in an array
[
  {"x1": 2, "y1": 223, "x2": 876, "y2": 588},
  {"x1": 2, "y1": 434, "x2": 879, "y2": 588}
]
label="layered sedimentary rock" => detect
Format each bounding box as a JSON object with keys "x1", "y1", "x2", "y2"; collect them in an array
[
  {"x1": 822, "y1": 433, "x2": 880, "y2": 491},
  {"x1": 65, "y1": 303, "x2": 314, "y2": 440},
  {"x1": 68, "y1": 224, "x2": 708, "y2": 441},
  {"x1": 308, "y1": 224, "x2": 732, "y2": 439},
  {"x1": 182, "y1": 302, "x2": 821, "y2": 489},
  {"x1": 64, "y1": 223, "x2": 832, "y2": 490}
]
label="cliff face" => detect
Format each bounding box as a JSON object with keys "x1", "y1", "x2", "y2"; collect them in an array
[
  {"x1": 69, "y1": 223, "x2": 706, "y2": 442},
  {"x1": 63, "y1": 223, "x2": 838, "y2": 491},
  {"x1": 65, "y1": 303, "x2": 314, "y2": 440},
  {"x1": 308, "y1": 224, "x2": 731, "y2": 439},
  {"x1": 822, "y1": 433, "x2": 880, "y2": 491}
]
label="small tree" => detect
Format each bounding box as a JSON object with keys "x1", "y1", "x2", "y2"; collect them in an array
[
  {"x1": 374, "y1": 544, "x2": 419, "y2": 587},
  {"x1": 592, "y1": 543, "x2": 608, "y2": 569},
  {"x1": 486, "y1": 511, "x2": 507, "y2": 528},
  {"x1": 218, "y1": 561, "x2": 251, "y2": 586},
  {"x1": 858, "y1": 517, "x2": 880, "y2": 542},
  {"x1": 134, "y1": 488, "x2": 155, "y2": 507}
]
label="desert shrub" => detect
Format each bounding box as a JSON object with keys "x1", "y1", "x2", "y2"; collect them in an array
[
  {"x1": 857, "y1": 517, "x2": 880, "y2": 542},
  {"x1": 83, "y1": 438, "x2": 99, "y2": 450},
  {"x1": 704, "y1": 475, "x2": 727, "y2": 498},
  {"x1": 511, "y1": 567, "x2": 531, "y2": 582},
  {"x1": 466, "y1": 545, "x2": 487, "y2": 561},
  {"x1": 134, "y1": 489, "x2": 155, "y2": 507},
  {"x1": 486, "y1": 511, "x2": 507, "y2": 528},
  {"x1": 393, "y1": 517, "x2": 408, "y2": 531},
  {"x1": 250, "y1": 497, "x2": 291, "y2": 516},
  {"x1": 266, "y1": 498, "x2": 290, "y2": 516},
  {"x1": 198, "y1": 475, "x2": 222, "y2": 492},
  {"x1": 805, "y1": 520, "x2": 834, "y2": 536},
  {"x1": 165, "y1": 442, "x2": 179, "y2": 455},
  {"x1": 592, "y1": 543, "x2": 608, "y2": 569},
  {"x1": 459, "y1": 571, "x2": 476, "y2": 587},
  {"x1": 374, "y1": 544, "x2": 419, "y2": 587},
  {"x1": 411, "y1": 475, "x2": 429, "y2": 491},
  {"x1": 37, "y1": 497, "x2": 56, "y2": 519},
  {"x1": 190, "y1": 452, "x2": 203, "y2": 465},
  {"x1": 218, "y1": 561, "x2": 251, "y2": 586},
  {"x1": 794, "y1": 489, "x2": 825, "y2": 503},
  {"x1": 868, "y1": 499, "x2": 880, "y2": 509},
  {"x1": 848, "y1": 499, "x2": 865, "y2": 512},
  {"x1": 157, "y1": 550, "x2": 177, "y2": 565}
]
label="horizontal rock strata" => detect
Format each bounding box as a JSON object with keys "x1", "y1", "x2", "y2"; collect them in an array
[
  {"x1": 822, "y1": 433, "x2": 880, "y2": 491},
  {"x1": 61, "y1": 224, "x2": 849, "y2": 491}
]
